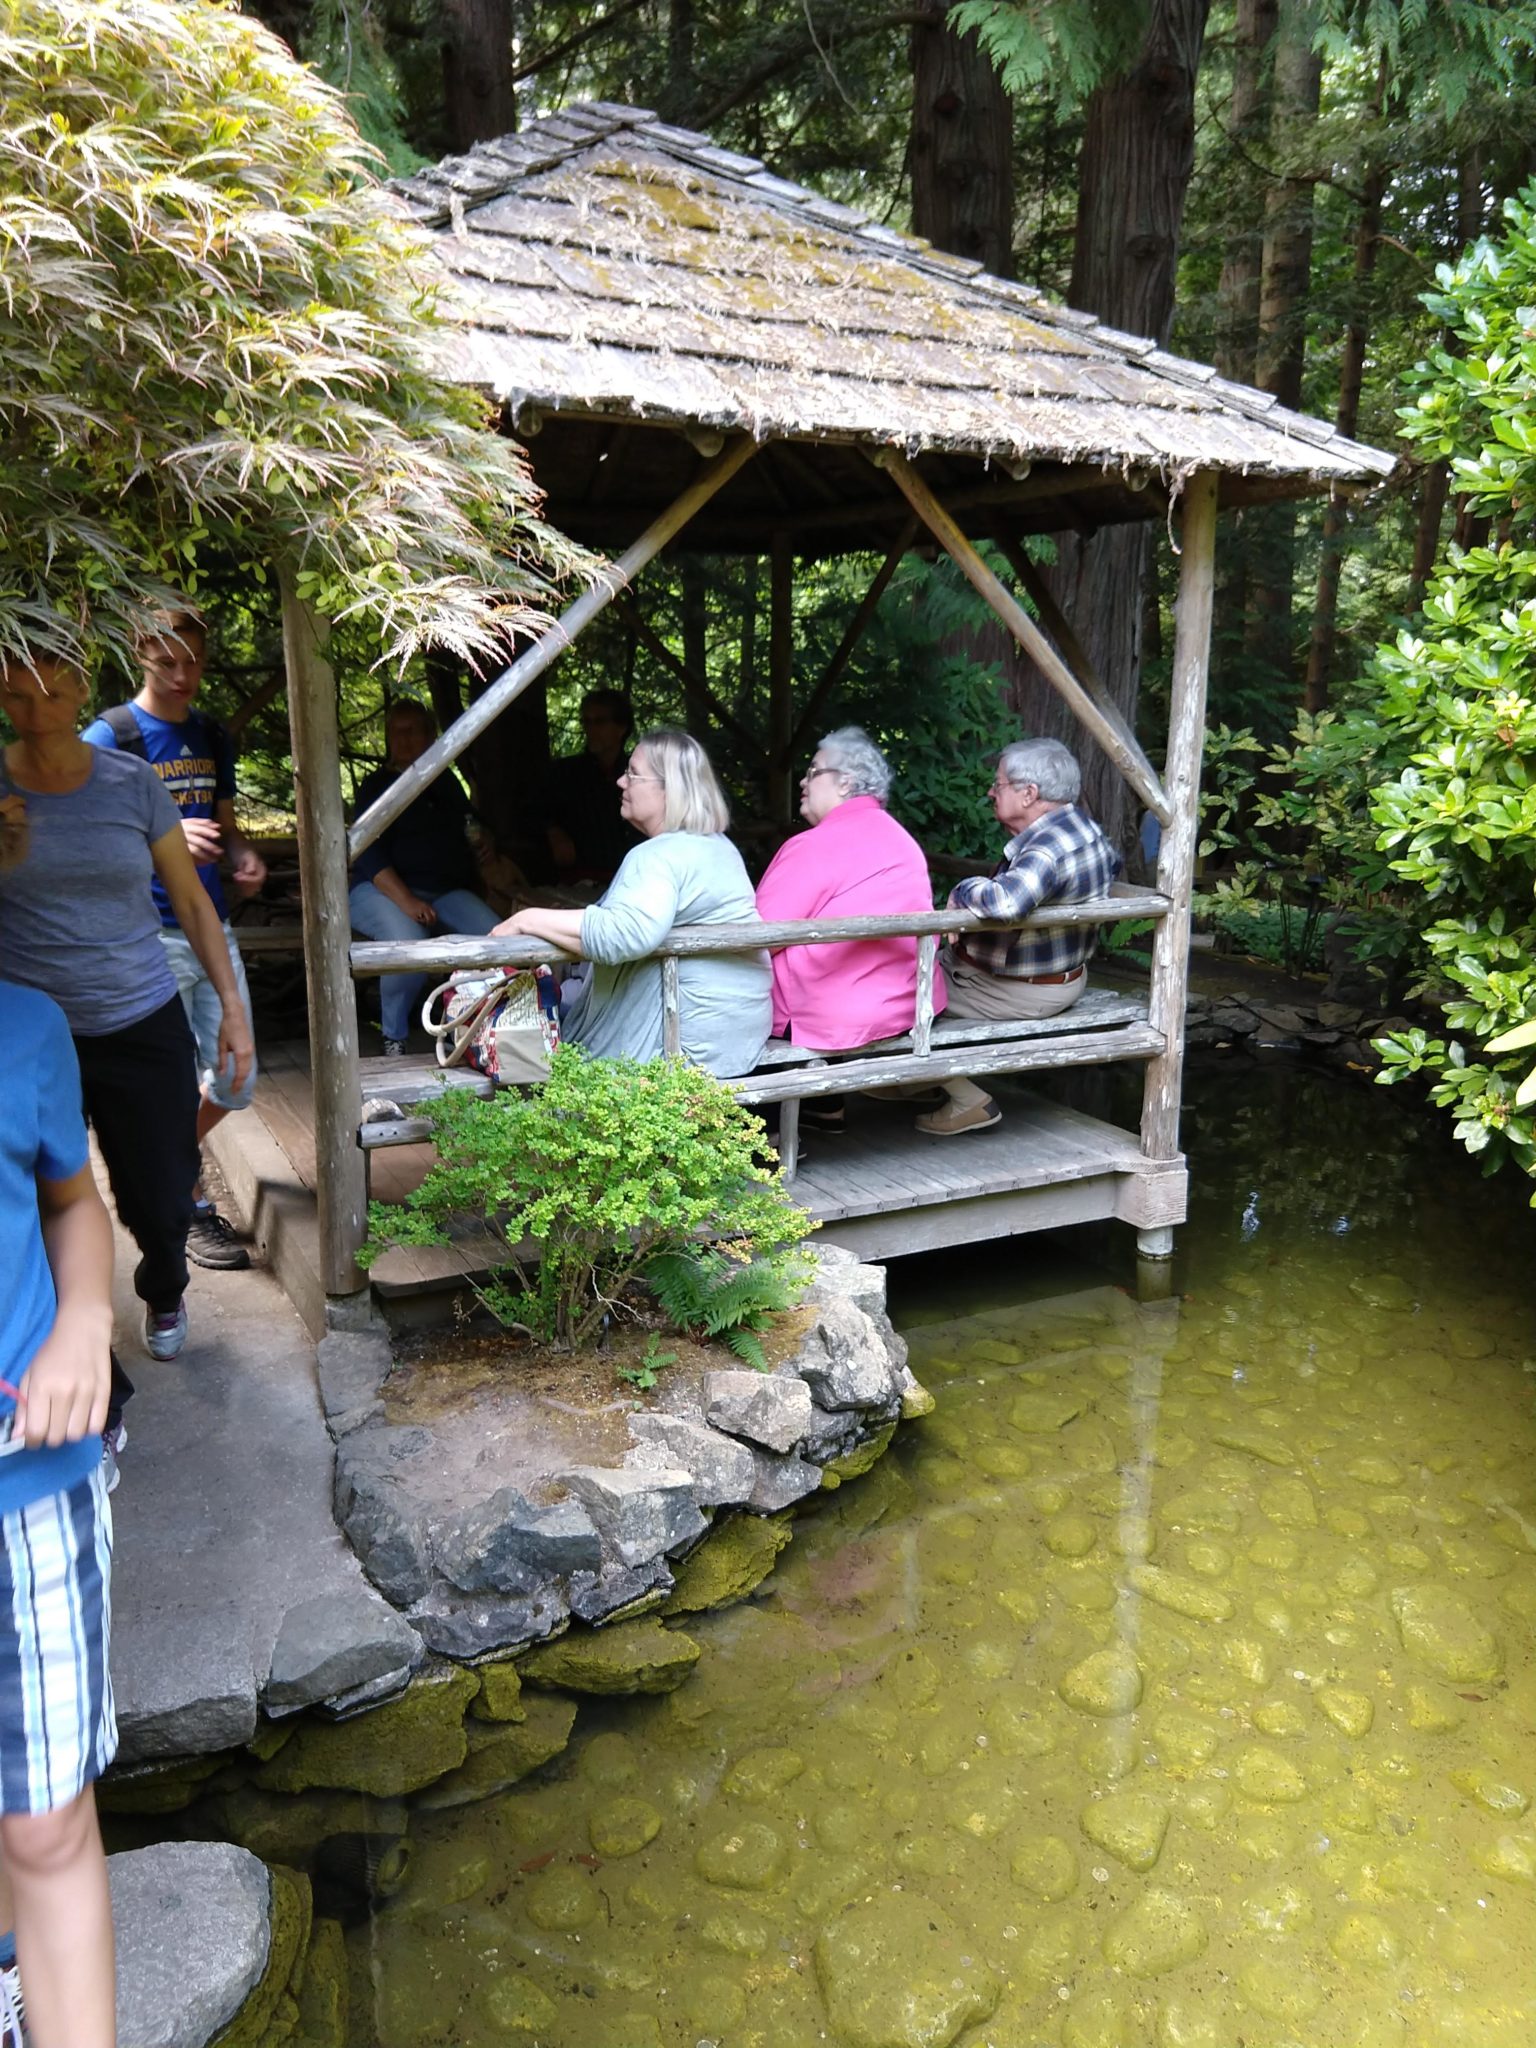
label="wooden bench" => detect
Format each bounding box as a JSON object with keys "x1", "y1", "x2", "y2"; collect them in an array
[{"x1": 727, "y1": 986, "x2": 1160, "y2": 1175}]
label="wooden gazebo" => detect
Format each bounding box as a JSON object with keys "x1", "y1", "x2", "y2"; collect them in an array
[{"x1": 281, "y1": 102, "x2": 1393, "y2": 1323}]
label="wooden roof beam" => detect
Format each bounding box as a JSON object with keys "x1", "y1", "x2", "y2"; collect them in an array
[
  {"x1": 869, "y1": 448, "x2": 1173, "y2": 827},
  {"x1": 349, "y1": 434, "x2": 762, "y2": 862}
]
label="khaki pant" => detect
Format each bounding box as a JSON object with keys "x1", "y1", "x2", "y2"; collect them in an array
[{"x1": 940, "y1": 952, "x2": 1086, "y2": 1110}]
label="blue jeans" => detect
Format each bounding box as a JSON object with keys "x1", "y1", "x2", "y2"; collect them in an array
[{"x1": 349, "y1": 883, "x2": 499, "y2": 1042}]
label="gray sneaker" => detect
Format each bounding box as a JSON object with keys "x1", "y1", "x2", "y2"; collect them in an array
[
  {"x1": 0, "y1": 1958, "x2": 25, "y2": 2046},
  {"x1": 144, "y1": 1300, "x2": 188, "y2": 1361}
]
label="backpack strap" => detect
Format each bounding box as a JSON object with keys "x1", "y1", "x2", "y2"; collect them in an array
[{"x1": 100, "y1": 704, "x2": 148, "y2": 760}]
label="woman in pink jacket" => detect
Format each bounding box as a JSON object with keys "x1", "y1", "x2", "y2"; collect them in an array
[{"x1": 756, "y1": 727, "x2": 944, "y2": 1129}]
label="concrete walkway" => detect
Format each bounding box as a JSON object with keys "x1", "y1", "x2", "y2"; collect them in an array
[{"x1": 105, "y1": 1187, "x2": 405, "y2": 1762}]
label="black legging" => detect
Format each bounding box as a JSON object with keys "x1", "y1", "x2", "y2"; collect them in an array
[{"x1": 72, "y1": 994, "x2": 200, "y2": 1316}]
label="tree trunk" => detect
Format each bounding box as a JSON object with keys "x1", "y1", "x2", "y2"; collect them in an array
[
  {"x1": 441, "y1": 0, "x2": 516, "y2": 151},
  {"x1": 1302, "y1": 58, "x2": 1387, "y2": 712},
  {"x1": 1215, "y1": 0, "x2": 1278, "y2": 384},
  {"x1": 910, "y1": 0, "x2": 1015, "y2": 277},
  {"x1": 1025, "y1": 0, "x2": 1212, "y2": 857},
  {"x1": 1241, "y1": 3, "x2": 1321, "y2": 701}
]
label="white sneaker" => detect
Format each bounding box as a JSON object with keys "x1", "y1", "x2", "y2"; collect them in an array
[
  {"x1": 0, "y1": 1958, "x2": 27, "y2": 2046},
  {"x1": 144, "y1": 1300, "x2": 188, "y2": 1361},
  {"x1": 102, "y1": 1420, "x2": 127, "y2": 1496}
]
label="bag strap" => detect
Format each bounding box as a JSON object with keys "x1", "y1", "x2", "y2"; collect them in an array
[
  {"x1": 101, "y1": 704, "x2": 148, "y2": 760},
  {"x1": 424, "y1": 974, "x2": 512, "y2": 1069}
]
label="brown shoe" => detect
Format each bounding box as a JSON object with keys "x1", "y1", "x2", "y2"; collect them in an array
[{"x1": 915, "y1": 1096, "x2": 1002, "y2": 1136}]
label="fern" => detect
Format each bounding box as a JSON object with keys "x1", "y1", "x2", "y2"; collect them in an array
[{"x1": 643, "y1": 1246, "x2": 810, "y2": 1370}]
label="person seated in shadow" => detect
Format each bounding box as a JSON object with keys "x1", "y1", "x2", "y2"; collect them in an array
[
  {"x1": 755, "y1": 726, "x2": 945, "y2": 1133},
  {"x1": 920, "y1": 736, "x2": 1121, "y2": 1136},
  {"x1": 544, "y1": 688, "x2": 642, "y2": 888},
  {"x1": 493, "y1": 727, "x2": 770, "y2": 1078},
  {"x1": 348, "y1": 699, "x2": 498, "y2": 1056}
]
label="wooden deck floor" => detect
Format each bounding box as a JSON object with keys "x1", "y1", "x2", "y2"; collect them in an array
[{"x1": 213, "y1": 1042, "x2": 1185, "y2": 1316}]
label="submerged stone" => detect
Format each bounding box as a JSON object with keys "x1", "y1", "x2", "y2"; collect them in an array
[
  {"x1": 1317, "y1": 1687, "x2": 1375, "y2": 1737},
  {"x1": 480, "y1": 1972, "x2": 559, "y2": 2034},
  {"x1": 588, "y1": 1795, "x2": 663, "y2": 1858},
  {"x1": 723, "y1": 1745, "x2": 805, "y2": 1801},
  {"x1": 518, "y1": 1616, "x2": 700, "y2": 1694},
  {"x1": 1102, "y1": 1888, "x2": 1208, "y2": 1977},
  {"x1": 1010, "y1": 1390, "x2": 1086, "y2": 1433},
  {"x1": 695, "y1": 1821, "x2": 787, "y2": 1890},
  {"x1": 814, "y1": 1894, "x2": 999, "y2": 2048},
  {"x1": 1450, "y1": 1765, "x2": 1529, "y2": 1815},
  {"x1": 524, "y1": 1864, "x2": 599, "y2": 1930},
  {"x1": 1392, "y1": 1584, "x2": 1503, "y2": 1682},
  {"x1": 1009, "y1": 1833, "x2": 1079, "y2": 1901},
  {"x1": 1058, "y1": 1648, "x2": 1143, "y2": 1718},
  {"x1": 1126, "y1": 1563, "x2": 1234, "y2": 1623},
  {"x1": 1082, "y1": 1788, "x2": 1172, "y2": 1872},
  {"x1": 1234, "y1": 1745, "x2": 1307, "y2": 1804}
]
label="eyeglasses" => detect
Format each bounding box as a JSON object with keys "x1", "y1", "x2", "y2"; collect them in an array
[
  {"x1": 802, "y1": 765, "x2": 841, "y2": 782},
  {"x1": 618, "y1": 770, "x2": 661, "y2": 785}
]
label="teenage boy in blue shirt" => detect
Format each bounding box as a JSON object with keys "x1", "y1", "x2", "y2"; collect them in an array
[
  {"x1": 0, "y1": 977, "x2": 118, "y2": 2047},
  {"x1": 85, "y1": 609, "x2": 266, "y2": 1271}
]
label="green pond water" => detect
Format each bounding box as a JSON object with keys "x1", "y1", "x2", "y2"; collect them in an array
[{"x1": 352, "y1": 1064, "x2": 1536, "y2": 2048}]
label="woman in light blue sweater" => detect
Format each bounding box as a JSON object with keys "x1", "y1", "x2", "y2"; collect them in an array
[{"x1": 492, "y1": 728, "x2": 770, "y2": 1077}]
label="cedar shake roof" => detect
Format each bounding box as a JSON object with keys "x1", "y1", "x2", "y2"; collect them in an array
[{"x1": 393, "y1": 102, "x2": 1396, "y2": 554}]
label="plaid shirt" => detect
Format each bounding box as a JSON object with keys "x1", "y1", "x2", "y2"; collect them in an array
[{"x1": 948, "y1": 803, "x2": 1122, "y2": 978}]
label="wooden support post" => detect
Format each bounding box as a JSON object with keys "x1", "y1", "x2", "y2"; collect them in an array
[
  {"x1": 869, "y1": 448, "x2": 1173, "y2": 826},
  {"x1": 280, "y1": 566, "x2": 368, "y2": 1310},
  {"x1": 768, "y1": 533, "x2": 794, "y2": 823},
  {"x1": 1139, "y1": 470, "x2": 1218, "y2": 1217},
  {"x1": 786, "y1": 517, "x2": 918, "y2": 761},
  {"x1": 913, "y1": 934, "x2": 938, "y2": 1058},
  {"x1": 350, "y1": 436, "x2": 762, "y2": 861}
]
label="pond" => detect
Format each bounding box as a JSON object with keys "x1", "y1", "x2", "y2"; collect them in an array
[{"x1": 355, "y1": 1059, "x2": 1536, "y2": 2047}]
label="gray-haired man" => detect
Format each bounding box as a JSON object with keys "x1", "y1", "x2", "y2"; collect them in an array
[{"x1": 919, "y1": 737, "x2": 1121, "y2": 1135}]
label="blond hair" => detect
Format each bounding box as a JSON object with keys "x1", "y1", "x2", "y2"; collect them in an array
[{"x1": 636, "y1": 727, "x2": 731, "y2": 835}]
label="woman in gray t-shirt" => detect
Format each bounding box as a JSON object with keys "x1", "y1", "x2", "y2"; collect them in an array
[
  {"x1": 0, "y1": 653, "x2": 253, "y2": 1366},
  {"x1": 493, "y1": 728, "x2": 770, "y2": 1078}
]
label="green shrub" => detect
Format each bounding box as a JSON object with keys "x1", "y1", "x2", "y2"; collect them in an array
[{"x1": 362, "y1": 1046, "x2": 813, "y2": 1346}]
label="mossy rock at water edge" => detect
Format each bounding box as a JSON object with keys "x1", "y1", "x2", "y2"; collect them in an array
[
  {"x1": 517, "y1": 1615, "x2": 701, "y2": 1694},
  {"x1": 207, "y1": 1786, "x2": 409, "y2": 1868},
  {"x1": 661, "y1": 1512, "x2": 794, "y2": 1615},
  {"x1": 414, "y1": 1693, "x2": 579, "y2": 1810},
  {"x1": 97, "y1": 1750, "x2": 225, "y2": 1816},
  {"x1": 470, "y1": 1658, "x2": 526, "y2": 1723},
  {"x1": 209, "y1": 1863, "x2": 310, "y2": 2048},
  {"x1": 254, "y1": 1667, "x2": 478, "y2": 1798},
  {"x1": 293, "y1": 1916, "x2": 347, "y2": 2048},
  {"x1": 821, "y1": 1423, "x2": 898, "y2": 1487}
]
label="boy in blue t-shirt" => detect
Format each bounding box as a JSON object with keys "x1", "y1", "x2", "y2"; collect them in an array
[
  {"x1": 84, "y1": 608, "x2": 266, "y2": 1273},
  {"x1": 0, "y1": 978, "x2": 117, "y2": 2046}
]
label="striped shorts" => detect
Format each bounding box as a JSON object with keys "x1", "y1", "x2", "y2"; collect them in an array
[{"x1": 0, "y1": 1467, "x2": 115, "y2": 1814}]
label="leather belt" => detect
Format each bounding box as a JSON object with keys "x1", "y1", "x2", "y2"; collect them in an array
[{"x1": 1016, "y1": 966, "x2": 1085, "y2": 985}]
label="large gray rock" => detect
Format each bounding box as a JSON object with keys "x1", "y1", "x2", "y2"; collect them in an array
[
  {"x1": 747, "y1": 1449, "x2": 824, "y2": 1513},
  {"x1": 432, "y1": 1491, "x2": 603, "y2": 1594},
  {"x1": 114, "y1": 1633, "x2": 256, "y2": 1763},
  {"x1": 405, "y1": 1580, "x2": 569, "y2": 1660},
  {"x1": 568, "y1": 1557, "x2": 675, "y2": 1624},
  {"x1": 559, "y1": 1466, "x2": 707, "y2": 1566},
  {"x1": 705, "y1": 1368, "x2": 813, "y2": 1453},
  {"x1": 314, "y1": 1329, "x2": 392, "y2": 1437},
  {"x1": 263, "y1": 1588, "x2": 422, "y2": 1714},
  {"x1": 112, "y1": 1842, "x2": 269, "y2": 2048},
  {"x1": 808, "y1": 1245, "x2": 888, "y2": 1322},
  {"x1": 795, "y1": 1296, "x2": 900, "y2": 1411},
  {"x1": 333, "y1": 1430, "x2": 435, "y2": 1606},
  {"x1": 625, "y1": 1413, "x2": 757, "y2": 1505}
]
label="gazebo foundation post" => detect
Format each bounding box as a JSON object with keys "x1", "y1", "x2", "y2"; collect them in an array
[
  {"x1": 1138, "y1": 469, "x2": 1218, "y2": 1261},
  {"x1": 281, "y1": 566, "x2": 369, "y2": 1318}
]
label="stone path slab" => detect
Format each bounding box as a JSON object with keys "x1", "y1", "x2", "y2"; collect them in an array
[{"x1": 103, "y1": 1164, "x2": 417, "y2": 1760}]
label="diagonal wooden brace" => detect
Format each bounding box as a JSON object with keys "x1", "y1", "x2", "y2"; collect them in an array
[
  {"x1": 869, "y1": 447, "x2": 1173, "y2": 826},
  {"x1": 350, "y1": 434, "x2": 762, "y2": 862}
]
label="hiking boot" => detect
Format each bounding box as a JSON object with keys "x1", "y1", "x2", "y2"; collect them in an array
[
  {"x1": 144, "y1": 1300, "x2": 188, "y2": 1362},
  {"x1": 915, "y1": 1096, "x2": 1002, "y2": 1136},
  {"x1": 187, "y1": 1205, "x2": 251, "y2": 1270},
  {"x1": 102, "y1": 1420, "x2": 127, "y2": 1496}
]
